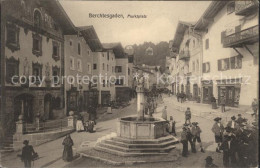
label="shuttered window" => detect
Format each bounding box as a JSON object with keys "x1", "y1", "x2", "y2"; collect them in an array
[
  {"x1": 218, "y1": 60, "x2": 222, "y2": 71},
  {"x1": 205, "y1": 39, "x2": 209, "y2": 50},
  {"x1": 221, "y1": 31, "x2": 226, "y2": 44},
  {"x1": 230, "y1": 56, "x2": 236, "y2": 69}
]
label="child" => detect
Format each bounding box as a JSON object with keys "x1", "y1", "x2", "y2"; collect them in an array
[
  {"x1": 168, "y1": 116, "x2": 177, "y2": 136},
  {"x1": 185, "y1": 107, "x2": 191, "y2": 125}
]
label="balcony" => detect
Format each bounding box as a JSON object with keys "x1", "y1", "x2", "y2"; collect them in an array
[
  {"x1": 178, "y1": 50, "x2": 190, "y2": 60},
  {"x1": 235, "y1": 0, "x2": 258, "y2": 16},
  {"x1": 223, "y1": 25, "x2": 258, "y2": 48}
]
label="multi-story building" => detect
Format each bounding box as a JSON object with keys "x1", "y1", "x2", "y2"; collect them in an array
[
  {"x1": 64, "y1": 26, "x2": 102, "y2": 114},
  {"x1": 194, "y1": 1, "x2": 259, "y2": 106},
  {"x1": 92, "y1": 45, "x2": 116, "y2": 106},
  {"x1": 0, "y1": 0, "x2": 75, "y2": 136},
  {"x1": 170, "y1": 21, "x2": 203, "y2": 100}
]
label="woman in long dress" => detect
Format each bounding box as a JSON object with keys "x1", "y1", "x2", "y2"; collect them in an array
[
  {"x1": 76, "y1": 115, "x2": 84, "y2": 132},
  {"x1": 62, "y1": 134, "x2": 74, "y2": 162}
]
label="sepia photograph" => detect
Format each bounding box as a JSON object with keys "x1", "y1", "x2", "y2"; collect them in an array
[{"x1": 0, "y1": 0, "x2": 259, "y2": 167}]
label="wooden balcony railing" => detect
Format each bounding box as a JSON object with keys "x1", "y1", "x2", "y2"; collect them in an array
[
  {"x1": 223, "y1": 25, "x2": 258, "y2": 48},
  {"x1": 235, "y1": 0, "x2": 258, "y2": 15}
]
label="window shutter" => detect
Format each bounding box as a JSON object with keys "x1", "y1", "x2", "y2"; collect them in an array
[
  {"x1": 230, "y1": 57, "x2": 235, "y2": 69},
  {"x1": 205, "y1": 39, "x2": 209, "y2": 49},
  {"x1": 226, "y1": 58, "x2": 230, "y2": 70},
  {"x1": 202, "y1": 63, "x2": 206, "y2": 73},
  {"x1": 221, "y1": 31, "x2": 226, "y2": 44},
  {"x1": 218, "y1": 60, "x2": 222, "y2": 71}
]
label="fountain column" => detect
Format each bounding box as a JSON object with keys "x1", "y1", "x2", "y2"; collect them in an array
[{"x1": 136, "y1": 86, "x2": 145, "y2": 120}]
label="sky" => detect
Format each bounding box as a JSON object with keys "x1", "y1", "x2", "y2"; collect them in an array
[{"x1": 60, "y1": 1, "x2": 211, "y2": 47}]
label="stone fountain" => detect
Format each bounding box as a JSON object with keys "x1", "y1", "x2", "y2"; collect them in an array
[{"x1": 94, "y1": 74, "x2": 178, "y2": 156}]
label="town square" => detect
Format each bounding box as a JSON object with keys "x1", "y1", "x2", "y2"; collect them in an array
[{"x1": 0, "y1": 0, "x2": 259, "y2": 168}]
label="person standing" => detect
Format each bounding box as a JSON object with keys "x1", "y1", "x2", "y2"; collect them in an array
[
  {"x1": 205, "y1": 156, "x2": 218, "y2": 168},
  {"x1": 161, "y1": 106, "x2": 167, "y2": 120},
  {"x1": 226, "y1": 116, "x2": 239, "y2": 132},
  {"x1": 181, "y1": 127, "x2": 188, "y2": 157},
  {"x1": 220, "y1": 95, "x2": 226, "y2": 113},
  {"x1": 236, "y1": 114, "x2": 243, "y2": 126},
  {"x1": 21, "y1": 140, "x2": 36, "y2": 168},
  {"x1": 62, "y1": 134, "x2": 74, "y2": 162},
  {"x1": 76, "y1": 114, "x2": 84, "y2": 132},
  {"x1": 185, "y1": 107, "x2": 191, "y2": 125},
  {"x1": 219, "y1": 128, "x2": 237, "y2": 167},
  {"x1": 168, "y1": 116, "x2": 177, "y2": 136},
  {"x1": 211, "y1": 117, "x2": 224, "y2": 153},
  {"x1": 184, "y1": 123, "x2": 196, "y2": 153},
  {"x1": 191, "y1": 122, "x2": 205, "y2": 153},
  {"x1": 251, "y1": 98, "x2": 258, "y2": 121}
]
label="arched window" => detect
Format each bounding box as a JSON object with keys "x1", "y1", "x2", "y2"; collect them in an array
[{"x1": 34, "y1": 10, "x2": 41, "y2": 27}]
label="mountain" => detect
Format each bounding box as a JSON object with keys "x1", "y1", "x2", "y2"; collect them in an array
[{"x1": 132, "y1": 41, "x2": 170, "y2": 67}]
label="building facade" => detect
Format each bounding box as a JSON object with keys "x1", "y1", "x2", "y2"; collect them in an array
[
  {"x1": 194, "y1": 1, "x2": 259, "y2": 106},
  {"x1": 0, "y1": 0, "x2": 75, "y2": 136},
  {"x1": 64, "y1": 26, "x2": 102, "y2": 114}
]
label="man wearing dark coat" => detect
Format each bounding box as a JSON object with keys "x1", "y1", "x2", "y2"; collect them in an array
[
  {"x1": 235, "y1": 122, "x2": 248, "y2": 167},
  {"x1": 184, "y1": 123, "x2": 196, "y2": 153},
  {"x1": 181, "y1": 127, "x2": 188, "y2": 157},
  {"x1": 211, "y1": 117, "x2": 224, "y2": 153},
  {"x1": 219, "y1": 128, "x2": 237, "y2": 167},
  {"x1": 21, "y1": 140, "x2": 36, "y2": 168},
  {"x1": 226, "y1": 116, "x2": 239, "y2": 132},
  {"x1": 62, "y1": 134, "x2": 74, "y2": 162},
  {"x1": 220, "y1": 95, "x2": 226, "y2": 113},
  {"x1": 191, "y1": 122, "x2": 205, "y2": 153},
  {"x1": 236, "y1": 114, "x2": 243, "y2": 125},
  {"x1": 205, "y1": 156, "x2": 218, "y2": 168}
]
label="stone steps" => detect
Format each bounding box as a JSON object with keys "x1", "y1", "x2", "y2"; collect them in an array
[
  {"x1": 104, "y1": 138, "x2": 178, "y2": 148},
  {"x1": 98, "y1": 143, "x2": 176, "y2": 153},
  {"x1": 111, "y1": 135, "x2": 178, "y2": 144},
  {"x1": 94, "y1": 146, "x2": 170, "y2": 157},
  {"x1": 94, "y1": 135, "x2": 179, "y2": 156}
]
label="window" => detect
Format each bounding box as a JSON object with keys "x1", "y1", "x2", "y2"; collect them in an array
[
  {"x1": 103, "y1": 80, "x2": 106, "y2": 87},
  {"x1": 115, "y1": 79, "x2": 124, "y2": 85},
  {"x1": 93, "y1": 64, "x2": 97, "y2": 70},
  {"x1": 107, "y1": 64, "x2": 109, "y2": 71},
  {"x1": 112, "y1": 66, "x2": 114, "y2": 72},
  {"x1": 78, "y1": 43, "x2": 81, "y2": 55},
  {"x1": 115, "y1": 66, "x2": 122, "y2": 73},
  {"x1": 128, "y1": 68, "x2": 130, "y2": 75},
  {"x1": 221, "y1": 31, "x2": 226, "y2": 44},
  {"x1": 205, "y1": 39, "x2": 209, "y2": 50},
  {"x1": 102, "y1": 63, "x2": 105, "y2": 70},
  {"x1": 32, "y1": 33, "x2": 42, "y2": 56},
  {"x1": 69, "y1": 40, "x2": 72, "y2": 46},
  {"x1": 77, "y1": 59, "x2": 82, "y2": 72},
  {"x1": 6, "y1": 57, "x2": 19, "y2": 84},
  {"x1": 218, "y1": 58, "x2": 230, "y2": 71},
  {"x1": 52, "y1": 66, "x2": 60, "y2": 85},
  {"x1": 203, "y1": 62, "x2": 210, "y2": 73},
  {"x1": 32, "y1": 62, "x2": 43, "y2": 85},
  {"x1": 52, "y1": 41, "x2": 60, "y2": 61},
  {"x1": 107, "y1": 52, "x2": 109, "y2": 60},
  {"x1": 227, "y1": 2, "x2": 235, "y2": 15},
  {"x1": 70, "y1": 57, "x2": 75, "y2": 70},
  {"x1": 6, "y1": 22, "x2": 20, "y2": 52},
  {"x1": 192, "y1": 61, "x2": 195, "y2": 71},
  {"x1": 102, "y1": 53, "x2": 105, "y2": 57},
  {"x1": 196, "y1": 60, "x2": 199, "y2": 72},
  {"x1": 107, "y1": 80, "x2": 109, "y2": 87},
  {"x1": 230, "y1": 55, "x2": 242, "y2": 69},
  {"x1": 87, "y1": 64, "x2": 91, "y2": 73},
  {"x1": 33, "y1": 10, "x2": 41, "y2": 27},
  {"x1": 87, "y1": 50, "x2": 90, "y2": 55}
]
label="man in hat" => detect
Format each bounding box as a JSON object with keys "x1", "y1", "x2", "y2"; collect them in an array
[
  {"x1": 184, "y1": 123, "x2": 196, "y2": 153},
  {"x1": 249, "y1": 122, "x2": 258, "y2": 167},
  {"x1": 21, "y1": 140, "x2": 36, "y2": 168},
  {"x1": 191, "y1": 122, "x2": 205, "y2": 153},
  {"x1": 236, "y1": 114, "x2": 243, "y2": 125},
  {"x1": 211, "y1": 117, "x2": 224, "y2": 153},
  {"x1": 235, "y1": 122, "x2": 248, "y2": 167},
  {"x1": 226, "y1": 116, "x2": 239, "y2": 132},
  {"x1": 205, "y1": 156, "x2": 218, "y2": 168},
  {"x1": 185, "y1": 107, "x2": 191, "y2": 125},
  {"x1": 181, "y1": 127, "x2": 188, "y2": 157},
  {"x1": 220, "y1": 128, "x2": 237, "y2": 167}
]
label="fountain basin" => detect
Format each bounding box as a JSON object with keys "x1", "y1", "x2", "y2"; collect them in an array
[{"x1": 117, "y1": 117, "x2": 168, "y2": 139}]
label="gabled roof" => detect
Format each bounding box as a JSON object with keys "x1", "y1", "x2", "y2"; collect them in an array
[
  {"x1": 171, "y1": 21, "x2": 195, "y2": 53},
  {"x1": 194, "y1": 1, "x2": 229, "y2": 31},
  {"x1": 77, "y1": 26, "x2": 103, "y2": 52},
  {"x1": 102, "y1": 43, "x2": 127, "y2": 58},
  {"x1": 41, "y1": 0, "x2": 76, "y2": 35}
]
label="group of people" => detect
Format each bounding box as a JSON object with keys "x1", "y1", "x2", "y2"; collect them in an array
[
  {"x1": 181, "y1": 121, "x2": 205, "y2": 157},
  {"x1": 177, "y1": 92, "x2": 186, "y2": 103},
  {"x1": 76, "y1": 106, "x2": 97, "y2": 133},
  {"x1": 211, "y1": 114, "x2": 258, "y2": 167}
]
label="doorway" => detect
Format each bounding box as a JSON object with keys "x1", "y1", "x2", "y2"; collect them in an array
[
  {"x1": 14, "y1": 93, "x2": 34, "y2": 123},
  {"x1": 44, "y1": 94, "x2": 53, "y2": 120}
]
